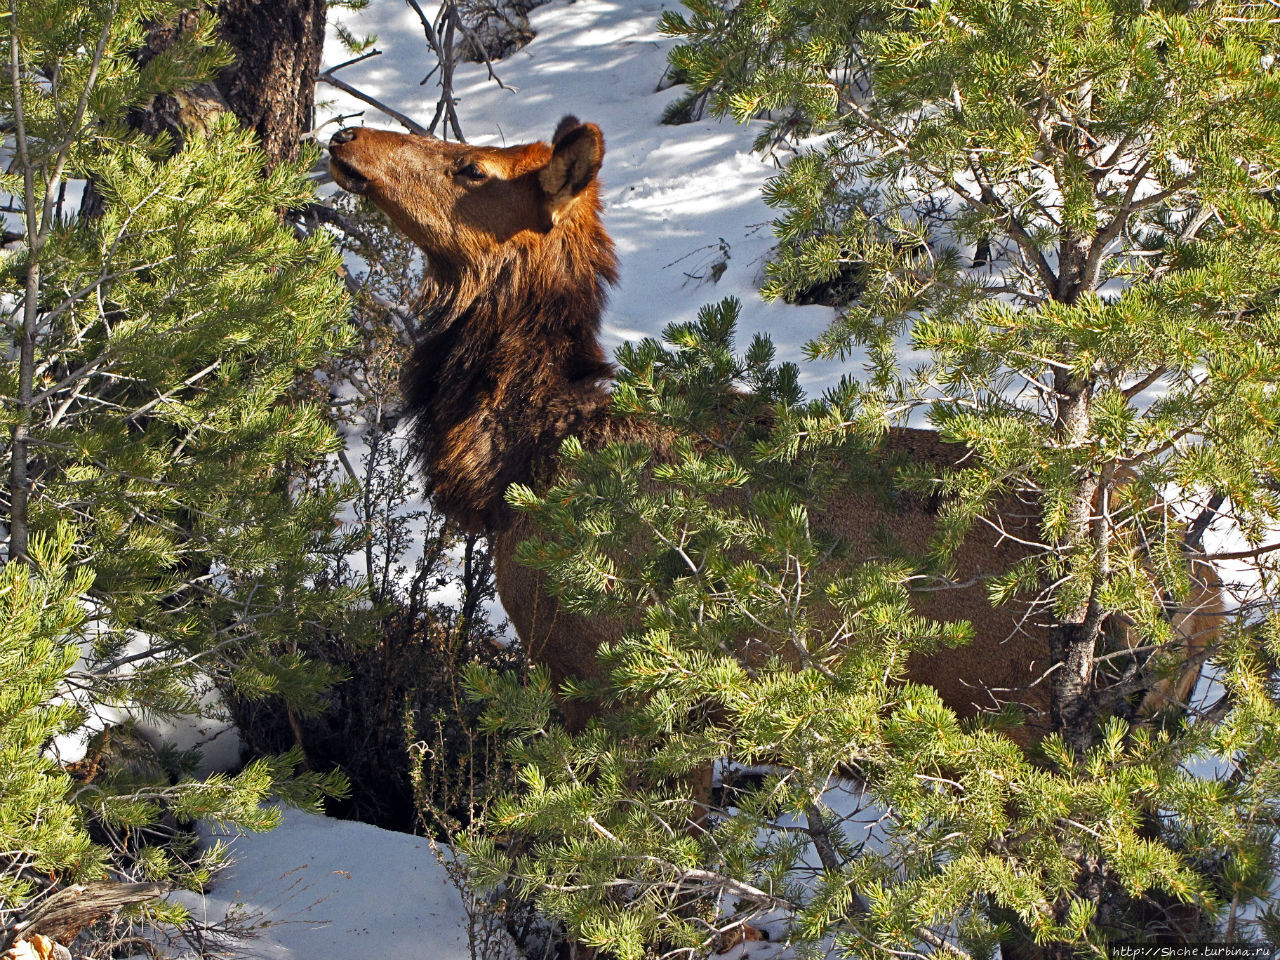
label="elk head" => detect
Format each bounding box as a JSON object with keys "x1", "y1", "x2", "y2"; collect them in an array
[{"x1": 328, "y1": 117, "x2": 606, "y2": 280}]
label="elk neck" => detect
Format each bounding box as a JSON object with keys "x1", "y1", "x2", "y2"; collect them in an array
[{"x1": 401, "y1": 214, "x2": 620, "y2": 533}]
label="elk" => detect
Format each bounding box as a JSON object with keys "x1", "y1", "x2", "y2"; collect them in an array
[{"x1": 328, "y1": 117, "x2": 1219, "y2": 742}]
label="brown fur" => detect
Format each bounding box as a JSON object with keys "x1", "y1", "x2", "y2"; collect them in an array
[{"x1": 329, "y1": 119, "x2": 1219, "y2": 741}]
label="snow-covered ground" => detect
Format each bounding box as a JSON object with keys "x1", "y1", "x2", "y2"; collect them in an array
[
  {"x1": 183, "y1": 1, "x2": 826, "y2": 957},
  {"x1": 173, "y1": 812, "x2": 517, "y2": 960}
]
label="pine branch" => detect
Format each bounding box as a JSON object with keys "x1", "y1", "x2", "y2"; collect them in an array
[{"x1": 966, "y1": 154, "x2": 1061, "y2": 297}]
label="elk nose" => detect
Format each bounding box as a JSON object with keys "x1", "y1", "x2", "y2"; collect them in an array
[{"x1": 330, "y1": 127, "x2": 358, "y2": 146}]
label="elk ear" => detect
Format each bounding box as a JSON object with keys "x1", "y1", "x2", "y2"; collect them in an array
[{"x1": 539, "y1": 118, "x2": 603, "y2": 223}]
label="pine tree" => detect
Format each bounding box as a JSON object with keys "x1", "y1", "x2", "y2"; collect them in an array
[
  {"x1": 463, "y1": 3, "x2": 1280, "y2": 957},
  {"x1": 0, "y1": 529, "x2": 102, "y2": 918},
  {"x1": 0, "y1": 0, "x2": 349, "y2": 942}
]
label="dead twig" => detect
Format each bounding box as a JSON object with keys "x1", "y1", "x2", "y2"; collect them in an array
[
  {"x1": 405, "y1": 0, "x2": 465, "y2": 140},
  {"x1": 316, "y1": 69, "x2": 430, "y2": 137}
]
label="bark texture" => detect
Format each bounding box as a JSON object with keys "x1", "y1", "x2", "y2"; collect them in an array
[
  {"x1": 130, "y1": 0, "x2": 326, "y2": 164},
  {"x1": 3, "y1": 883, "x2": 166, "y2": 950},
  {"x1": 214, "y1": 0, "x2": 327, "y2": 164}
]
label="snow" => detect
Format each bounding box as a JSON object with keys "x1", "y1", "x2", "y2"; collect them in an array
[{"x1": 171, "y1": 811, "x2": 516, "y2": 960}]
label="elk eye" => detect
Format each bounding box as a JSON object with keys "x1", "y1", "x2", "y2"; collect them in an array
[{"x1": 457, "y1": 162, "x2": 487, "y2": 182}]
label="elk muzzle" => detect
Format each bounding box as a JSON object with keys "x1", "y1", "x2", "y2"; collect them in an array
[{"x1": 329, "y1": 127, "x2": 369, "y2": 194}]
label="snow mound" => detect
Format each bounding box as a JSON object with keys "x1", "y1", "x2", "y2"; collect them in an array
[{"x1": 175, "y1": 811, "x2": 515, "y2": 960}]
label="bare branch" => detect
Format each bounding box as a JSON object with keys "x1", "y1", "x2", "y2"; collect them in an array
[
  {"x1": 317, "y1": 71, "x2": 430, "y2": 136},
  {"x1": 404, "y1": 0, "x2": 465, "y2": 140},
  {"x1": 324, "y1": 48, "x2": 383, "y2": 76},
  {"x1": 444, "y1": 3, "x2": 518, "y2": 94},
  {"x1": 967, "y1": 154, "x2": 1061, "y2": 296}
]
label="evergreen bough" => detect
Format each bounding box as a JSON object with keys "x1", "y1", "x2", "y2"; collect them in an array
[
  {"x1": 1, "y1": 0, "x2": 349, "y2": 943},
  {"x1": 464, "y1": 3, "x2": 1280, "y2": 957}
]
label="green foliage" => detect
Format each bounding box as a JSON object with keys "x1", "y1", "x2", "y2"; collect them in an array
[
  {"x1": 470, "y1": 314, "x2": 1280, "y2": 956},
  {"x1": 658, "y1": 0, "x2": 874, "y2": 149},
  {"x1": 466, "y1": 2, "x2": 1280, "y2": 956},
  {"x1": 0, "y1": 0, "x2": 351, "y2": 942},
  {"x1": 0, "y1": 529, "x2": 103, "y2": 911}
]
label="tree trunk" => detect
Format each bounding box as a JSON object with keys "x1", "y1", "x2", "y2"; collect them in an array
[
  {"x1": 125, "y1": 0, "x2": 326, "y2": 164},
  {"x1": 1049, "y1": 370, "x2": 1103, "y2": 755},
  {"x1": 1045, "y1": 224, "x2": 1106, "y2": 756},
  {"x1": 81, "y1": 0, "x2": 327, "y2": 220},
  {"x1": 3, "y1": 882, "x2": 166, "y2": 951},
  {"x1": 213, "y1": 0, "x2": 327, "y2": 165}
]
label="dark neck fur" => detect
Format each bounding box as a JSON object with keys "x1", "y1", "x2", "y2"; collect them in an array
[{"x1": 402, "y1": 227, "x2": 619, "y2": 532}]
